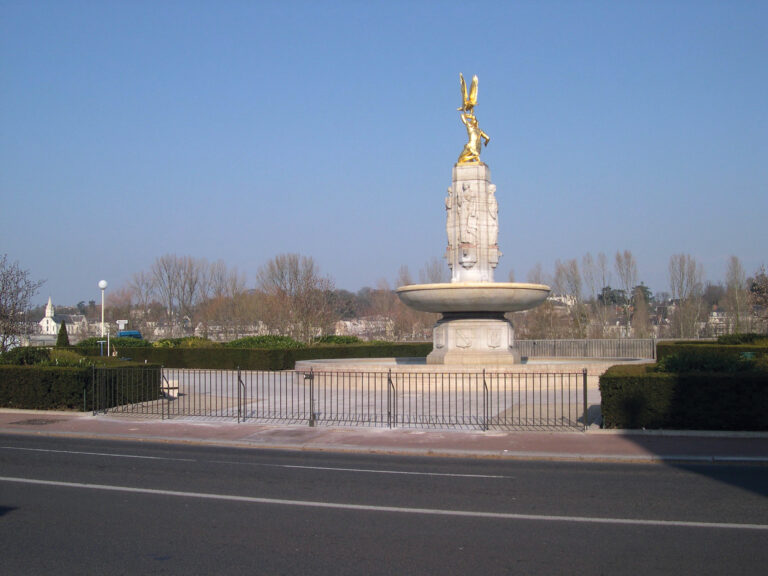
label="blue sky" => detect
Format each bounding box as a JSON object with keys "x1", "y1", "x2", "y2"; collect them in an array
[{"x1": 2, "y1": 0, "x2": 766, "y2": 305}]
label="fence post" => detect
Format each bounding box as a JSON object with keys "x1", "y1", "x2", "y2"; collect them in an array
[
  {"x1": 482, "y1": 369, "x2": 489, "y2": 431},
  {"x1": 387, "y1": 369, "x2": 393, "y2": 429},
  {"x1": 237, "y1": 366, "x2": 242, "y2": 424},
  {"x1": 161, "y1": 366, "x2": 166, "y2": 421},
  {"x1": 306, "y1": 369, "x2": 315, "y2": 427},
  {"x1": 582, "y1": 368, "x2": 588, "y2": 431}
]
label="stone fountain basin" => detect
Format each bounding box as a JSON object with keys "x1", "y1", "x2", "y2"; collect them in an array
[{"x1": 396, "y1": 282, "x2": 551, "y2": 313}]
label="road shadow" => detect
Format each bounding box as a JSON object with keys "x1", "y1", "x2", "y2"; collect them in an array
[
  {"x1": 611, "y1": 432, "x2": 768, "y2": 498},
  {"x1": 0, "y1": 506, "x2": 17, "y2": 517}
]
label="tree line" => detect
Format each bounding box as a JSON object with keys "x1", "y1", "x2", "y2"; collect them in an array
[
  {"x1": 513, "y1": 251, "x2": 767, "y2": 339},
  {"x1": 114, "y1": 253, "x2": 444, "y2": 343},
  {"x1": 2, "y1": 250, "x2": 767, "y2": 352}
]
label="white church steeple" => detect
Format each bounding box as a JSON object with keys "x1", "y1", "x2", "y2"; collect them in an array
[{"x1": 45, "y1": 296, "x2": 55, "y2": 319}]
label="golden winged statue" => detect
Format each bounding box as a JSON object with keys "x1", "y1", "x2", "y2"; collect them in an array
[{"x1": 457, "y1": 73, "x2": 490, "y2": 164}]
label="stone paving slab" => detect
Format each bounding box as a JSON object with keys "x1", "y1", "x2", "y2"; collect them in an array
[{"x1": 1, "y1": 409, "x2": 767, "y2": 464}]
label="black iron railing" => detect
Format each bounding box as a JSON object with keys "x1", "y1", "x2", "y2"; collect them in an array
[{"x1": 92, "y1": 367, "x2": 589, "y2": 431}]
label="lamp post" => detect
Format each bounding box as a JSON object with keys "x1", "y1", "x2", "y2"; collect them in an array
[{"x1": 98, "y1": 280, "x2": 108, "y2": 337}]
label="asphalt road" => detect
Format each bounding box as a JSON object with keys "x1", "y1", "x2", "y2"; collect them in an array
[{"x1": 1, "y1": 434, "x2": 767, "y2": 575}]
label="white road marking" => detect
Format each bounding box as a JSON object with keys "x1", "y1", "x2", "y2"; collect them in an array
[
  {"x1": 211, "y1": 461, "x2": 513, "y2": 479},
  {"x1": 2, "y1": 476, "x2": 766, "y2": 531},
  {"x1": 0, "y1": 446, "x2": 196, "y2": 462},
  {"x1": 2, "y1": 446, "x2": 509, "y2": 478}
]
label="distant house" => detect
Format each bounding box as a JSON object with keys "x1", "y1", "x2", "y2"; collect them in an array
[
  {"x1": 548, "y1": 294, "x2": 577, "y2": 308},
  {"x1": 38, "y1": 297, "x2": 88, "y2": 336}
]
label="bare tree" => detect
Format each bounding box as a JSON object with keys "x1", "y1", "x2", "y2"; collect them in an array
[
  {"x1": 514, "y1": 262, "x2": 565, "y2": 339},
  {"x1": 195, "y1": 261, "x2": 248, "y2": 339},
  {"x1": 582, "y1": 252, "x2": 611, "y2": 338},
  {"x1": 256, "y1": 254, "x2": 337, "y2": 343},
  {"x1": 419, "y1": 257, "x2": 450, "y2": 284},
  {"x1": 395, "y1": 265, "x2": 413, "y2": 288},
  {"x1": 129, "y1": 270, "x2": 154, "y2": 316},
  {"x1": 526, "y1": 262, "x2": 548, "y2": 285},
  {"x1": 668, "y1": 253, "x2": 704, "y2": 338},
  {"x1": 631, "y1": 285, "x2": 652, "y2": 338},
  {"x1": 175, "y1": 255, "x2": 206, "y2": 320},
  {"x1": 581, "y1": 253, "x2": 598, "y2": 301},
  {"x1": 553, "y1": 259, "x2": 586, "y2": 337},
  {"x1": 724, "y1": 256, "x2": 750, "y2": 333},
  {"x1": 0, "y1": 254, "x2": 44, "y2": 352},
  {"x1": 615, "y1": 250, "x2": 638, "y2": 330},
  {"x1": 151, "y1": 254, "x2": 180, "y2": 334},
  {"x1": 148, "y1": 254, "x2": 209, "y2": 335}
]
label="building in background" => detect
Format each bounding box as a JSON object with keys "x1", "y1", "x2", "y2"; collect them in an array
[{"x1": 38, "y1": 297, "x2": 88, "y2": 337}]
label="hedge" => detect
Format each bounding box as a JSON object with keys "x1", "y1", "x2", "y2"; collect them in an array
[
  {"x1": 75, "y1": 336, "x2": 152, "y2": 349},
  {"x1": 657, "y1": 340, "x2": 768, "y2": 361},
  {"x1": 599, "y1": 364, "x2": 768, "y2": 430},
  {"x1": 75, "y1": 342, "x2": 433, "y2": 370},
  {"x1": 0, "y1": 364, "x2": 161, "y2": 411}
]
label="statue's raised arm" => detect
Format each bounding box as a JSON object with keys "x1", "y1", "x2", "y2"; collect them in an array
[{"x1": 458, "y1": 73, "x2": 478, "y2": 114}]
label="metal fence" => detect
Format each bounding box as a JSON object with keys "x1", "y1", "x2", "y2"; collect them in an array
[
  {"x1": 517, "y1": 338, "x2": 656, "y2": 359},
  {"x1": 93, "y1": 367, "x2": 588, "y2": 431}
]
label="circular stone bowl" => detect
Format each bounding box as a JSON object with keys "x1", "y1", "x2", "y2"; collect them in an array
[{"x1": 396, "y1": 282, "x2": 551, "y2": 313}]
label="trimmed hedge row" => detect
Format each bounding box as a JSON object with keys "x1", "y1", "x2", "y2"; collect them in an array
[
  {"x1": 75, "y1": 343, "x2": 433, "y2": 370},
  {"x1": 0, "y1": 364, "x2": 162, "y2": 411},
  {"x1": 656, "y1": 341, "x2": 768, "y2": 366},
  {"x1": 0, "y1": 366, "x2": 90, "y2": 410},
  {"x1": 599, "y1": 364, "x2": 768, "y2": 430}
]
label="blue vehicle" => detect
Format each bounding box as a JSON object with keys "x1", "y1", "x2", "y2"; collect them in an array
[{"x1": 117, "y1": 330, "x2": 143, "y2": 339}]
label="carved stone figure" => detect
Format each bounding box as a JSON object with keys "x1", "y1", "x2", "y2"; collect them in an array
[
  {"x1": 445, "y1": 186, "x2": 454, "y2": 248},
  {"x1": 457, "y1": 182, "x2": 477, "y2": 244},
  {"x1": 488, "y1": 184, "x2": 498, "y2": 246}
]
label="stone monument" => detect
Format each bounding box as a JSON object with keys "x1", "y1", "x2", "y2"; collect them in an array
[{"x1": 396, "y1": 74, "x2": 550, "y2": 365}]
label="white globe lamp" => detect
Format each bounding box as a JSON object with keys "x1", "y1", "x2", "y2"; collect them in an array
[{"x1": 98, "y1": 280, "x2": 108, "y2": 337}]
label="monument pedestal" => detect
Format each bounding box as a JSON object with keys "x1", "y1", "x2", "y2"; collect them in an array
[
  {"x1": 397, "y1": 159, "x2": 550, "y2": 366},
  {"x1": 427, "y1": 313, "x2": 520, "y2": 366},
  {"x1": 445, "y1": 163, "x2": 500, "y2": 283}
]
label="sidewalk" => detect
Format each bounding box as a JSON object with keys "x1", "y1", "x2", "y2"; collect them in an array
[{"x1": 1, "y1": 409, "x2": 767, "y2": 464}]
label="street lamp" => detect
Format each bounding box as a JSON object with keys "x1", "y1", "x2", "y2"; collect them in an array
[{"x1": 98, "y1": 280, "x2": 108, "y2": 337}]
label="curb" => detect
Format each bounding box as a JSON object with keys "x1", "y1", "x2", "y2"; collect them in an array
[{"x1": 2, "y1": 425, "x2": 768, "y2": 466}]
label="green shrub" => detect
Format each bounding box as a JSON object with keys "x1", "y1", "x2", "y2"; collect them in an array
[
  {"x1": 74, "y1": 341, "x2": 431, "y2": 370},
  {"x1": 0, "y1": 347, "x2": 51, "y2": 365},
  {"x1": 224, "y1": 335, "x2": 305, "y2": 349},
  {"x1": 655, "y1": 349, "x2": 757, "y2": 373},
  {"x1": 110, "y1": 347, "x2": 290, "y2": 370},
  {"x1": 312, "y1": 335, "x2": 362, "y2": 345},
  {"x1": 288, "y1": 343, "x2": 432, "y2": 365},
  {"x1": 77, "y1": 336, "x2": 151, "y2": 349},
  {"x1": 0, "y1": 365, "x2": 89, "y2": 409},
  {"x1": 656, "y1": 341, "x2": 768, "y2": 367},
  {"x1": 152, "y1": 336, "x2": 217, "y2": 348},
  {"x1": 0, "y1": 363, "x2": 161, "y2": 411},
  {"x1": 600, "y1": 364, "x2": 768, "y2": 430},
  {"x1": 56, "y1": 321, "x2": 70, "y2": 347},
  {"x1": 717, "y1": 333, "x2": 768, "y2": 345},
  {"x1": 50, "y1": 348, "x2": 91, "y2": 367}
]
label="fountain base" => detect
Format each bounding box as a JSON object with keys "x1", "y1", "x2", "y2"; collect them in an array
[{"x1": 427, "y1": 312, "x2": 520, "y2": 365}]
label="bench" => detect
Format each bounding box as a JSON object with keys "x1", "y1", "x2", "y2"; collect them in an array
[{"x1": 161, "y1": 379, "x2": 179, "y2": 399}]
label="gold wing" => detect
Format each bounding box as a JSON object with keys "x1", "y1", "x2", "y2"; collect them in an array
[
  {"x1": 468, "y1": 75, "x2": 478, "y2": 108},
  {"x1": 459, "y1": 73, "x2": 468, "y2": 110}
]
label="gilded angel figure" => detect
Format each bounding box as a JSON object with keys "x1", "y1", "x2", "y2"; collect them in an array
[{"x1": 457, "y1": 73, "x2": 490, "y2": 163}]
